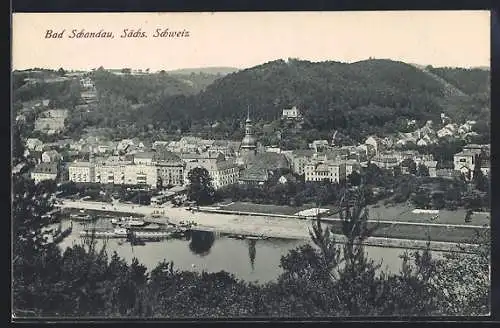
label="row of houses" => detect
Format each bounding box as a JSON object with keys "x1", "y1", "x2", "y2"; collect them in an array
[{"x1": 64, "y1": 150, "x2": 241, "y2": 190}]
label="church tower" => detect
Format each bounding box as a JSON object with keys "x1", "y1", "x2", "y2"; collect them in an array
[{"x1": 240, "y1": 107, "x2": 257, "y2": 163}]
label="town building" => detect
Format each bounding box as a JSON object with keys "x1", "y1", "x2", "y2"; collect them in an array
[
  {"x1": 304, "y1": 160, "x2": 346, "y2": 183},
  {"x1": 435, "y1": 169, "x2": 462, "y2": 180},
  {"x1": 238, "y1": 166, "x2": 270, "y2": 185},
  {"x1": 309, "y1": 140, "x2": 330, "y2": 152},
  {"x1": 371, "y1": 156, "x2": 399, "y2": 170},
  {"x1": 365, "y1": 136, "x2": 384, "y2": 155},
  {"x1": 425, "y1": 161, "x2": 438, "y2": 177},
  {"x1": 288, "y1": 149, "x2": 315, "y2": 175},
  {"x1": 282, "y1": 106, "x2": 302, "y2": 120},
  {"x1": 453, "y1": 149, "x2": 483, "y2": 179},
  {"x1": 133, "y1": 151, "x2": 155, "y2": 165},
  {"x1": 79, "y1": 77, "x2": 94, "y2": 89},
  {"x1": 183, "y1": 153, "x2": 239, "y2": 189},
  {"x1": 31, "y1": 162, "x2": 58, "y2": 184},
  {"x1": 41, "y1": 150, "x2": 62, "y2": 163},
  {"x1": 94, "y1": 157, "x2": 157, "y2": 188},
  {"x1": 68, "y1": 161, "x2": 95, "y2": 183},
  {"x1": 81, "y1": 90, "x2": 97, "y2": 104},
  {"x1": 153, "y1": 150, "x2": 186, "y2": 187},
  {"x1": 437, "y1": 127, "x2": 454, "y2": 138}
]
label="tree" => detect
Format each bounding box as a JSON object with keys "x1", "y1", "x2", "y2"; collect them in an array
[
  {"x1": 347, "y1": 171, "x2": 362, "y2": 186},
  {"x1": 464, "y1": 209, "x2": 473, "y2": 223},
  {"x1": 187, "y1": 167, "x2": 215, "y2": 205},
  {"x1": 417, "y1": 163, "x2": 429, "y2": 177},
  {"x1": 412, "y1": 189, "x2": 431, "y2": 209},
  {"x1": 472, "y1": 154, "x2": 488, "y2": 192},
  {"x1": 430, "y1": 229, "x2": 490, "y2": 315},
  {"x1": 408, "y1": 160, "x2": 417, "y2": 175}
]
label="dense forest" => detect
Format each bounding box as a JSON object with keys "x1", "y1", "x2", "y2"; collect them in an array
[
  {"x1": 428, "y1": 67, "x2": 490, "y2": 96},
  {"x1": 128, "y1": 59, "x2": 489, "y2": 142}
]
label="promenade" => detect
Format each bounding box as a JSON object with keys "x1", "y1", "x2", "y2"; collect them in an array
[{"x1": 56, "y1": 200, "x2": 484, "y2": 252}]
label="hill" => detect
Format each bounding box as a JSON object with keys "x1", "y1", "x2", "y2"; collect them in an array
[
  {"x1": 133, "y1": 58, "x2": 489, "y2": 141},
  {"x1": 165, "y1": 67, "x2": 240, "y2": 75}
]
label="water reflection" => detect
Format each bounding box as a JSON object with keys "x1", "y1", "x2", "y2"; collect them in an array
[
  {"x1": 188, "y1": 230, "x2": 215, "y2": 256},
  {"x1": 248, "y1": 240, "x2": 256, "y2": 271}
]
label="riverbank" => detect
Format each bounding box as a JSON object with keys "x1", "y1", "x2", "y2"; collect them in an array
[{"x1": 56, "y1": 200, "x2": 485, "y2": 253}]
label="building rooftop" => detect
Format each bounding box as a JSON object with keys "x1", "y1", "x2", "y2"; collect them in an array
[
  {"x1": 153, "y1": 149, "x2": 181, "y2": 161},
  {"x1": 134, "y1": 151, "x2": 155, "y2": 159},
  {"x1": 247, "y1": 153, "x2": 289, "y2": 171},
  {"x1": 69, "y1": 161, "x2": 93, "y2": 168},
  {"x1": 239, "y1": 166, "x2": 269, "y2": 182},
  {"x1": 454, "y1": 150, "x2": 482, "y2": 156},
  {"x1": 33, "y1": 162, "x2": 58, "y2": 174}
]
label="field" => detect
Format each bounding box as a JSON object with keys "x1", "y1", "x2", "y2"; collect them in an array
[
  {"x1": 323, "y1": 221, "x2": 485, "y2": 244},
  {"x1": 367, "y1": 204, "x2": 490, "y2": 226},
  {"x1": 219, "y1": 201, "x2": 338, "y2": 216}
]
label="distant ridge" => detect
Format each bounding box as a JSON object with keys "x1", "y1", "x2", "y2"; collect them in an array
[{"x1": 166, "y1": 67, "x2": 240, "y2": 75}]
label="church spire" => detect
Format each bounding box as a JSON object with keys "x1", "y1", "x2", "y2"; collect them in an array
[{"x1": 246, "y1": 105, "x2": 251, "y2": 123}]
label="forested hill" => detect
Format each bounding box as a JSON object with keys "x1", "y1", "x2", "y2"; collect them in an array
[
  {"x1": 137, "y1": 59, "x2": 489, "y2": 139},
  {"x1": 166, "y1": 67, "x2": 239, "y2": 75}
]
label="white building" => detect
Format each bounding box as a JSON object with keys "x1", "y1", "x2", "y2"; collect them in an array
[
  {"x1": 304, "y1": 160, "x2": 346, "y2": 183},
  {"x1": 31, "y1": 163, "x2": 58, "y2": 184},
  {"x1": 437, "y1": 127, "x2": 454, "y2": 138},
  {"x1": 288, "y1": 150, "x2": 315, "y2": 175},
  {"x1": 68, "y1": 161, "x2": 95, "y2": 183},
  {"x1": 94, "y1": 158, "x2": 158, "y2": 188},
  {"x1": 309, "y1": 140, "x2": 330, "y2": 152},
  {"x1": 416, "y1": 139, "x2": 428, "y2": 147},
  {"x1": 183, "y1": 155, "x2": 240, "y2": 190},
  {"x1": 425, "y1": 160, "x2": 438, "y2": 177},
  {"x1": 282, "y1": 106, "x2": 302, "y2": 120},
  {"x1": 453, "y1": 149, "x2": 482, "y2": 179},
  {"x1": 365, "y1": 136, "x2": 384, "y2": 155}
]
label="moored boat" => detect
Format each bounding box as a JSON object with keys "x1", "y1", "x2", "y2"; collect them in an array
[
  {"x1": 70, "y1": 213, "x2": 95, "y2": 221},
  {"x1": 80, "y1": 228, "x2": 172, "y2": 239}
]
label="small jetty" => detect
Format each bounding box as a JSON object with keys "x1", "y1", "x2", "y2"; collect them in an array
[
  {"x1": 79, "y1": 226, "x2": 188, "y2": 240},
  {"x1": 226, "y1": 233, "x2": 268, "y2": 240}
]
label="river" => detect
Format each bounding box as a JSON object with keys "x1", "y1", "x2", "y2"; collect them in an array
[{"x1": 55, "y1": 218, "x2": 445, "y2": 283}]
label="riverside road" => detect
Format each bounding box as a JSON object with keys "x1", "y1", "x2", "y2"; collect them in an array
[{"x1": 55, "y1": 199, "x2": 488, "y2": 252}]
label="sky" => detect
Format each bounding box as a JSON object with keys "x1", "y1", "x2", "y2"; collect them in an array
[{"x1": 12, "y1": 11, "x2": 490, "y2": 71}]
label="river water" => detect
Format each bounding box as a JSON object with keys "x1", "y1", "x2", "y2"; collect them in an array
[{"x1": 57, "y1": 219, "x2": 442, "y2": 283}]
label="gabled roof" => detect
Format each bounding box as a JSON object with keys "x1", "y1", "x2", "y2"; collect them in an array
[
  {"x1": 247, "y1": 153, "x2": 289, "y2": 170},
  {"x1": 239, "y1": 166, "x2": 269, "y2": 182},
  {"x1": 33, "y1": 162, "x2": 58, "y2": 174},
  {"x1": 153, "y1": 150, "x2": 183, "y2": 163},
  {"x1": 134, "y1": 151, "x2": 155, "y2": 159}
]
